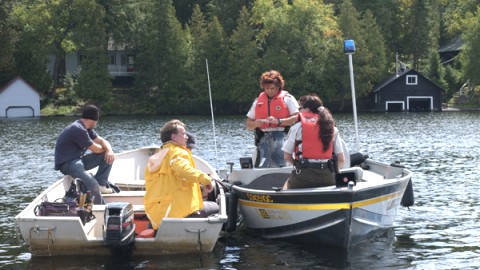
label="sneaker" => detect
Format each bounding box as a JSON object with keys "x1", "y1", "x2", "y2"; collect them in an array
[{"x1": 99, "y1": 185, "x2": 114, "y2": 194}]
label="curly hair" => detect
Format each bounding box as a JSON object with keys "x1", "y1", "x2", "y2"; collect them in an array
[
  {"x1": 299, "y1": 94, "x2": 334, "y2": 152},
  {"x1": 259, "y1": 70, "x2": 285, "y2": 90}
]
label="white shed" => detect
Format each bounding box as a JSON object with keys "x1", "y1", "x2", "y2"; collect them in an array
[{"x1": 0, "y1": 77, "x2": 41, "y2": 118}]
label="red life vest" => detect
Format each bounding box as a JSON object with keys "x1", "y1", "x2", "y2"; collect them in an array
[
  {"x1": 295, "y1": 112, "x2": 333, "y2": 160},
  {"x1": 255, "y1": 90, "x2": 290, "y2": 130}
]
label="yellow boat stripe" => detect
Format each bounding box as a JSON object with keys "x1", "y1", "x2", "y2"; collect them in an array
[
  {"x1": 352, "y1": 190, "x2": 403, "y2": 208},
  {"x1": 239, "y1": 190, "x2": 404, "y2": 210}
]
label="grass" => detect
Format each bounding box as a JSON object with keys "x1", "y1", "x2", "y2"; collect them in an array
[{"x1": 41, "y1": 104, "x2": 80, "y2": 116}]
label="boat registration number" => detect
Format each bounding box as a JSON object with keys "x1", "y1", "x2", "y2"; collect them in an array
[{"x1": 257, "y1": 208, "x2": 292, "y2": 220}]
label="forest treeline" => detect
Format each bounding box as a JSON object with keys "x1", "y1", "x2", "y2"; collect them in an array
[{"x1": 1, "y1": 0, "x2": 479, "y2": 114}]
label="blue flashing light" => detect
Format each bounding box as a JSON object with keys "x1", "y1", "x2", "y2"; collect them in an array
[{"x1": 344, "y1": 40, "x2": 356, "y2": 54}]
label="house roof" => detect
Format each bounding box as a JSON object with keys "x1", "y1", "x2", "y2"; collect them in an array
[
  {"x1": 372, "y1": 69, "x2": 410, "y2": 93},
  {"x1": 438, "y1": 37, "x2": 463, "y2": 53},
  {"x1": 372, "y1": 68, "x2": 444, "y2": 93},
  {"x1": 0, "y1": 76, "x2": 40, "y2": 96}
]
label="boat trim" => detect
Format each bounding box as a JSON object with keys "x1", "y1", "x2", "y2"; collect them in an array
[{"x1": 238, "y1": 189, "x2": 404, "y2": 210}]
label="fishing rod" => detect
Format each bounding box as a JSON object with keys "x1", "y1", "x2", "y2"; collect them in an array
[{"x1": 205, "y1": 59, "x2": 220, "y2": 170}]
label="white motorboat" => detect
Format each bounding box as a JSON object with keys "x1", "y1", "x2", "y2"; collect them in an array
[{"x1": 15, "y1": 146, "x2": 228, "y2": 256}]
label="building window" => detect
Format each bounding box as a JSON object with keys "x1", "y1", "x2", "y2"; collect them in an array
[
  {"x1": 109, "y1": 54, "x2": 116, "y2": 65},
  {"x1": 121, "y1": 55, "x2": 127, "y2": 66},
  {"x1": 127, "y1": 55, "x2": 135, "y2": 72},
  {"x1": 78, "y1": 54, "x2": 87, "y2": 65},
  {"x1": 406, "y1": 75, "x2": 417, "y2": 85}
]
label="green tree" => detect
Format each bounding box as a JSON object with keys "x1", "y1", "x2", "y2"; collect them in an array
[
  {"x1": 460, "y1": 7, "x2": 480, "y2": 86},
  {"x1": 337, "y1": 0, "x2": 381, "y2": 110},
  {"x1": 444, "y1": 65, "x2": 462, "y2": 102},
  {"x1": 0, "y1": 1, "x2": 16, "y2": 86},
  {"x1": 400, "y1": 0, "x2": 434, "y2": 70},
  {"x1": 10, "y1": 1, "x2": 54, "y2": 96},
  {"x1": 426, "y1": 50, "x2": 447, "y2": 89},
  {"x1": 134, "y1": 0, "x2": 189, "y2": 114},
  {"x1": 360, "y1": 10, "x2": 388, "y2": 84},
  {"x1": 440, "y1": 0, "x2": 478, "y2": 44},
  {"x1": 204, "y1": 17, "x2": 229, "y2": 105},
  {"x1": 73, "y1": 1, "x2": 111, "y2": 105},
  {"x1": 228, "y1": 6, "x2": 259, "y2": 107},
  {"x1": 97, "y1": 0, "x2": 142, "y2": 45},
  {"x1": 187, "y1": 5, "x2": 209, "y2": 106},
  {"x1": 252, "y1": 0, "x2": 341, "y2": 103},
  {"x1": 210, "y1": 0, "x2": 254, "y2": 35},
  {"x1": 12, "y1": 0, "x2": 75, "y2": 89},
  {"x1": 75, "y1": 53, "x2": 111, "y2": 105}
]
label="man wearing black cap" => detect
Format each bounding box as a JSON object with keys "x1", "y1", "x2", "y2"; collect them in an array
[
  {"x1": 186, "y1": 132, "x2": 197, "y2": 150},
  {"x1": 54, "y1": 104, "x2": 116, "y2": 204}
]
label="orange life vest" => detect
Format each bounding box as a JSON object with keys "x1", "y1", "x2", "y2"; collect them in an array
[
  {"x1": 255, "y1": 90, "x2": 290, "y2": 130},
  {"x1": 295, "y1": 112, "x2": 333, "y2": 160}
]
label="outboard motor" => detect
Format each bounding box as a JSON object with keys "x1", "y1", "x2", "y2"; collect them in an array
[
  {"x1": 103, "y1": 202, "x2": 135, "y2": 253},
  {"x1": 350, "y1": 152, "x2": 369, "y2": 167}
]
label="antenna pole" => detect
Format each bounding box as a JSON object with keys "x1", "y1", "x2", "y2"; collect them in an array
[
  {"x1": 348, "y1": 53, "x2": 360, "y2": 152},
  {"x1": 205, "y1": 59, "x2": 219, "y2": 170},
  {"x1": 344, "y1": 40, "x2": 360, "y2": 152}
]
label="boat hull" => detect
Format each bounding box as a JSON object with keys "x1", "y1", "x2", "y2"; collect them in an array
[
  {"x1": 15, "y1": 146, "x2": 227, "y2": 256},
  {"x1": 229, "y1": 160, "x2": 412, "y2": 247}
]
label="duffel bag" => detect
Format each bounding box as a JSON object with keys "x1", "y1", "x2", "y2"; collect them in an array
[{"x1": 34, "y1": 199, "x2": 78, "y2": 217}]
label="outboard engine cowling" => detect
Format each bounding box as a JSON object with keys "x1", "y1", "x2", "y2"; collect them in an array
[{"x1": 103, "y1": 202, "x2": 135, "y2": 251}]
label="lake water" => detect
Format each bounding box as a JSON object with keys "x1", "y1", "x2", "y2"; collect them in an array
[{"x1": 1, "y1": 112, "x2": 479, "y2": 269}]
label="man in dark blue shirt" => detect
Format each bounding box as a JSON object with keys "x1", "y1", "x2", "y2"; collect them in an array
[{"x1": 54, "y1": 105, "x2": 116, "y2": 204}]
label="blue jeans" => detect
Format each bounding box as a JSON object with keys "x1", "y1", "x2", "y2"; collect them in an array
[
  {"x1": 256, "y1": 131, "x2": 286, "y2": 168},
  {"x1": 59, "y1": 152, "x2": 112, "y2": 204}
]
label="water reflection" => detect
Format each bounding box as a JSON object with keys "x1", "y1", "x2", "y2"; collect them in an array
[{"x1": 1, "y1": 112, "x2": 480, "y2": 269}]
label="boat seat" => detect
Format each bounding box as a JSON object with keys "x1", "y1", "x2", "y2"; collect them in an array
[
  {"x1": 92, "y1": 203, "x2": 145, "y2": 212},
  {"x1": 102, "y1": 190, "x2": 146, "y2": 197},
  {"x1": 113, "y1": 180, "x2": 145, "y2": 191},
  {"x1": 339, "y1": 167, "x2": 363, "y2": 181}
]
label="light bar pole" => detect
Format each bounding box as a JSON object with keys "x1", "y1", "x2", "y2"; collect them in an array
[{"x1": 344, "y1": 40, "x2": 360, "y2": 152}]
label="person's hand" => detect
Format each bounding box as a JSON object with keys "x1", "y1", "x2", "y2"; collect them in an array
[
  {"x1": 203, "y1": 184, "x2": 213, "y2": 194},
  {"x1": 104, "y1": 150, "x2": 116, "y2": 164},
  {"x1": 266, "y1": 116, "x2": 275, "y2": 124},
  {"x1": 254, "y1": 119, "x2": 264, "y2": 128}
]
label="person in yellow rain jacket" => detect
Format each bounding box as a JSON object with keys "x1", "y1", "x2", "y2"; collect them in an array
[{"x1": 144, "y1": 119, "x2": 217, "y2": 230}]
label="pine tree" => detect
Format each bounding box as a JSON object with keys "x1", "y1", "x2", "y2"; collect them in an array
[
  {"x1": 228, "y1": 6, "x2": 259, "y2": 105},
  {"x1": 426, "y1": 50, "x2": 447, "y2": 91},
  {"x1": 134, "y1": 0, "x2": 189, "y2": 114},
  {"x1": 204, "y1": 17, "x2": 229, "y2": 105},
  {"x1": 187, "y1": 5, "x2": 209, "y2": 107},
  {"x1": 73, "y1": 2, "x2": 111, "y2": 106}
]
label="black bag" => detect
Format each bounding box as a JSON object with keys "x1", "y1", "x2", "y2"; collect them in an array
[{"x1": 64, "y1": 178, "x2": 89, "y2": 202}]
